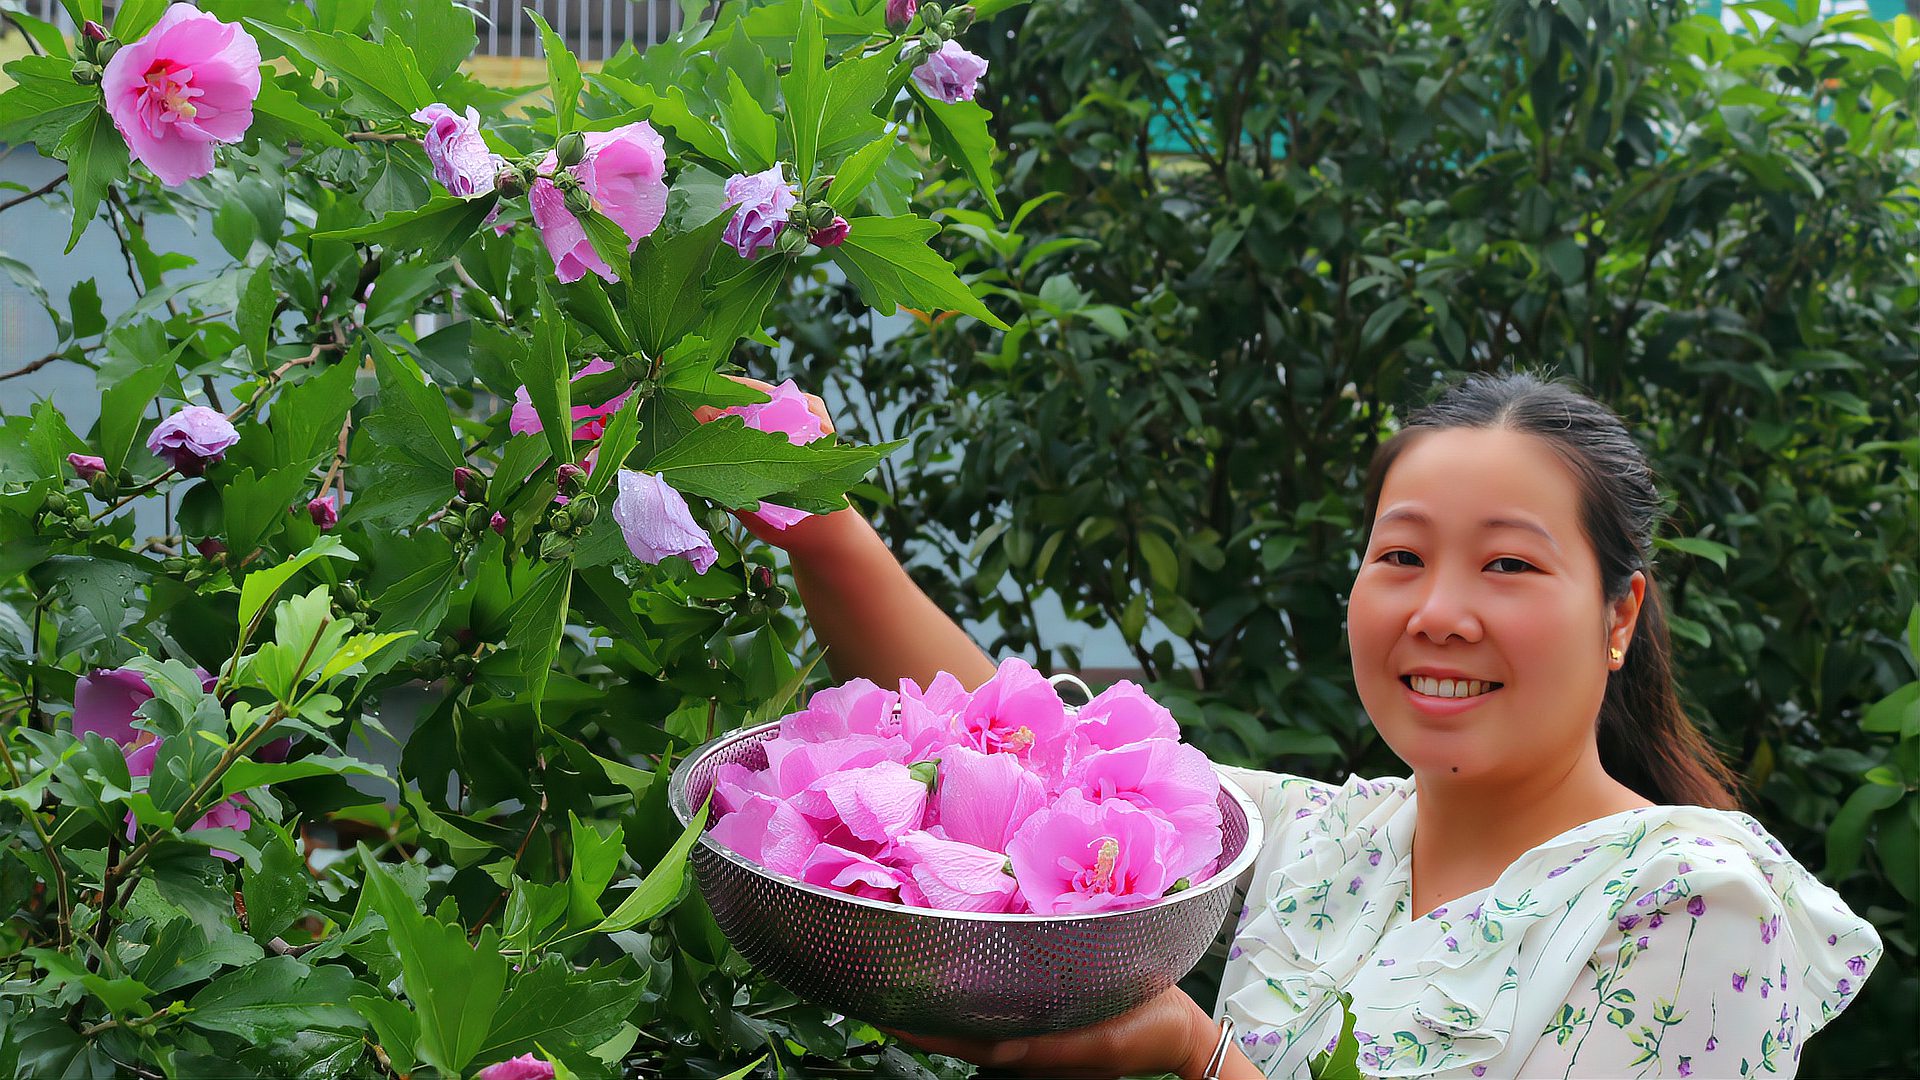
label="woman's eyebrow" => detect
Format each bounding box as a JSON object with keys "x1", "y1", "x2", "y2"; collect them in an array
[{"x1": 1375, "y1": 507, "x2": 1561, "y2": 552}]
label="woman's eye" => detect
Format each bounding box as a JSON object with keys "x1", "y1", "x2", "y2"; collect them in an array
[
  {"x1": 1487, "y1": 557, "x2": 1536, "y2": 574},
  {"x1": 1379, "y1": 550, "x2": 1423, "y2": 568}
]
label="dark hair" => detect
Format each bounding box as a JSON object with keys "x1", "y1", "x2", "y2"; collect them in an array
[{"x1": 1359, "y1": 371, "x2": 1740, "y2": 810}]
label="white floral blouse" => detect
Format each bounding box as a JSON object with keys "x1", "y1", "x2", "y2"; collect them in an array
[{"x1": 1210, "y1": 768, "x2": 1883, "y2": 1079}]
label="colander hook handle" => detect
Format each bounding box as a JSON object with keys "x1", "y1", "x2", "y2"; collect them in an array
[{"x1": 1047, "y1": 672, "x2": 1095, "y2": 708}]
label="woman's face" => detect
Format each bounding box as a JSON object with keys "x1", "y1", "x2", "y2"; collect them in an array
[{"x1": 1348, "y1": 427, "x2": 1635, "y2": 785}]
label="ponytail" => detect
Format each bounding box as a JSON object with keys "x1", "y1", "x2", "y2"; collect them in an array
[{"x1": 1597, "y1": 575, "x2": 1739, "y2": 809}]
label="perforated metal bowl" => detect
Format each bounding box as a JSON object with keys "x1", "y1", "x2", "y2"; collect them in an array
[{"x1": 667, "y1": 718, "x2": 1263, "y2": 1039}]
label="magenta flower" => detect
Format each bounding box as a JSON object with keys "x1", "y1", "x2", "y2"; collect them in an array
[
  {"x1": 68, "y1": 453, "x2": 108, "y2": 480},
  {"x1": 72, "y1": 668, "x2": 165, "y2": 746},
  {"x1": 510, "y1": 357, "x2": 635, "y2": 441},
  {"x1": 307, "y1": 493, "x2": 338, "y2": 530},
  {"x1": 1760, "y1": 914, "x2": 1780, "y2": 943},
  {"x1": 809, "y1": 215, "x2": 851, "y2": 247},
  {"x1": 788, "y1": 760, "x2": 930, "y2": 845},
  {"x1": 146, "y1": 405, "x2": 238, "y2": 475},
  {"x1": 901, "y1": 671, "x2": 971, "y2": 715},
  {"x1": 761, "y1": 733, "x2": 899, "y2": 803},
  {"x1": 932, "y1": 745, "x2": 1046, "y2": 851},
  {"x1": 723, "y1": 379, "x2": 829, "y2": 530},
  {"x1": 885, "y1": 0, "x2": 917, "y2": 29},
  {"x1": 954, "y1": 658, "x2": 1072, "y2": 781},
  {"x1": 1677, "y1": 1060, "x2": 1691, "y2": 1078},
  {"x1": 100, "y1": 3, "x2": 261, "y2": 185},
  {"x1": 489, "y1": 511, "x2": 508, "y2": 536},
  {"x1": 799, "y1": 842, "x2": 914, "y2": 903},
  {"x1": 894, "y1": 830, "x2": 1019, "y2": 913},
  {"x1": 1732, "y1": 970, "x2": 1748, "y2": 992},
  {"x1": 610, "y1": 470, "x2": 717, "y2": 573},
  {"x1": 722, "y1": 164, "x2": 800, "y2": 259},
  {"x1": 477, "y1": 1055, "x2": 555, "y2": 1080},
  {"x1": 124, "y1": 739, "x2": 252, "y2": 861},
  {"x1": 708, "y1": 790, "x2": 821, "y2": 878},
  {"x1": 781, "y1": 679, "x2": 899, "y2": 742},
  {"x1": 1067, "y1": 680, "x2": 1180, "y2": 760},
  {"x1": 1007, "y1": 790, "x2": 1177, "y2": 914},
  {"x1": 410, "y1": 103, "x2": 502, "y2": 198},
  {"x1": 911, "y1": 40, "x2": 989, "y2": 104},
  {"x1": 1847, "y1": 955, "x2": 1867, "y2": 976},
  {"x1": 1063, "y1": 740, "x2": 1221, "y2": 881},
  {"x1": 528, "y1": 122, "x2": 669, "y2": 283}
]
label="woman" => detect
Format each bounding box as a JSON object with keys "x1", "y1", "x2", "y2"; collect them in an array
[{"x1": 728, "y1": 372, "x2": 1881, "y2": 1078}]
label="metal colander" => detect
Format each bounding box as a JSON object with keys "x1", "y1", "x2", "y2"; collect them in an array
[{"x1": 667, "y1": 716, "x2": 1263, "y2": 1040}]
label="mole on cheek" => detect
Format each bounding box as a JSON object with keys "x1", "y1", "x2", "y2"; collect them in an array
[{"x1": 1451, "y1": 766, "x2": 1459, "y2": 773}]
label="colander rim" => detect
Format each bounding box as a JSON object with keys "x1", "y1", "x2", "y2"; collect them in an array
[{"x1": 667, "y1": 719, "x2": 1266, "y2": 924}]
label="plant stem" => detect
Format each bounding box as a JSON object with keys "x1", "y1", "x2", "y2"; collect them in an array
[
  {"x1": 0, "y1": 171, "x2": 67, "y2": 216},
  {"x1": 0, "y1": 733, "x2": 71, "y2": 948}
]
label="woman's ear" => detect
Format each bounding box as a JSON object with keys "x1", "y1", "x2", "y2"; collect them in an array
[{"x1": 1607, "y1": 570, "x2": 1647, "y2": 662}]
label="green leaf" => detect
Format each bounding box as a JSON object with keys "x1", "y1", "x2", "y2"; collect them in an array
[
  {"x1": 2, "y1": 10, "x2": 72, "y2": 59},
  {"x1": 830, "y1": 216, "x2": 1009, "y2": 329},
  {"x1": 825, "y1": 130, "x2": 904, "y2": 215},
  {"x1": 311, "y1": 193, "x2": 501, "y2": 262},
  {"x1": 242, "y1": 822, "x2": 310, "y2": 942},
  {"x1": 567, "y1": 812, "x2": 626, "y2": 929},
  {"x1": 525, "y1": 9, "x2": 583, "y2": 135},
  {"x1": 501, "y1": 560, "x2": 574, "y2": 720},
  {"x1": 222, "y1": 465, "x2": 311, "y2": 558},
  {"x1": 370, "y1": 0, "x2": 477, "y2": 89},
  {"x1": 627, "y1": 210, "x2": 734, "y2": 357},
  {"x1": 402, "y1": 784, "x2": 496, "y2": 866},
  {"x1": 1861, "y1": 681, "x2": 1919, "y2": 735},
  {"x1": 56, "y1": 107, "x2": 128, "y2": 253},
  {"x1": 245, "y1": 21, "x2": 434, "y2": 121},
  {"x1": 353, "y1": 994, "x2": 421, "y2": 1073},
  {"x1": 644, "y1": 417, "x2": 899, "y2": 514},
  {"x1": 128, "y1": 918, "x2": 265, "y2": 994},
  {"x1": 588, "y1": 800, "x2": 709, "y2": 935},
  {"x1": 782, "y1": 0, "x2": 827, "y2": 181},
  {"x1": 363, "y1": 854, "x2": 508, "y2": 1076},
  {"x1": 912, "y1": 89, "x2": 1002, "y2": 218},
  {"x1": 476, "y1": 961, "x2": 647, "y2": 1069},
  {"x1": 518, "y1": 286, "x2": 576, "y2": 465},
  {"x1": 371, "y1": 541, "x2": 460, "y2": 652},
  {"x1": 1543, "y1": 237, "x2": 1585, "y2": 286},
  {"x1": 187, "y1": 956, "x2": 366, "y2": 1041},
  {"x1": 694, "y1": 256, "x2": 786, "y2": 354},
  {"x1": 1655, "y1": 536, "x2": 1736, "y2": 571},
  {"x1": 719, "y1": 69, "x2": 778, "y2": 171},
  {"x1": 0, "y1": 55, "x2": 97, "y2": 146},
  {"x1": 365, "y1": 334, "x2": 464, "y2": 473},
  {"x1": 237, "y1": 263, "x2": 275, "y2": 368},
  {"x1": 237, "y1": 534, "x2": 359, "y2": 634},
  {"x1": 1308, "y1": 991, "x2": 1364, "y2": 1080},
  {"x1": 584, "y1": 394, "x2": 641, "y2": 498},
  {"x1": 818, "y1": 47, "x2": 901, "y2": 157},
  {"x1": 96, "y1": 338, "x2": 187, "y2": 478},
  {"x1": 249, "y1": 72, "x2": 354, "y2": 151},
  {"x1": 591, "y1": 76, "x2": 736, "y2": 169}
]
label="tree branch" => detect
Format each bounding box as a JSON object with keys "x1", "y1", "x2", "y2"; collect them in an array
[{"x1": 0, "y1": 171, "x2": 67, "y2": 215}]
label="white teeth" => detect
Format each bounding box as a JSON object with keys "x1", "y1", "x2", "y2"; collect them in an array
[{"x1": 1408, "y1": 676, "x2": 1497, "y2": 699}]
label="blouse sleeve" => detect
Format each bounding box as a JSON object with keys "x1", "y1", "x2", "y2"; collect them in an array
[{"x1": 1515, "y1": 857, "x2": 1864, "y2": 1079}]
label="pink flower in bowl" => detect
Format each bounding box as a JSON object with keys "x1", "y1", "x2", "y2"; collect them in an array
[{"x1": 1006, "y1": 789, "x2": 1182, "y2": 915}]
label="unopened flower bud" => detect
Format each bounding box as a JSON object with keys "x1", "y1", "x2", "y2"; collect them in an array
[
  {"x1": 81, "y1": 19, "x2": 108, "y2": 40},
  {"x1": 549, "y1": 508, "x2": 575, "y2": 534},
  {"x1": 570, "y1": 494, "x2": 598, "y2": 527},
  {"x1": 95, "y1": 40, "x2": 120, "y2": 66},
  {"x1": 885, "y1": 0, "x2": 918, "y2": 30},
  {"x1": 809, "y1": 215, "x2": 850, "y2": 247},
  {"x1": 337, "y1": 583, "x2": 362, "y2": 610},
  {"x1": 555, "y1": 131, "x2": 587, "y2": 168},
  {"x1": 538, "y1": 531, "x2": 572, "y2": 561},
  {"x1": 775, "y1": 226, "x2": 810, "y2": 255},
  {"x1": 71, "y1": 60, "x2": 101, "y2": 85},
  {"x1": 563, "y1": 185, "x2": 595, "y2": 216},
  {"x1": 465, "y1": 504, "x2": 492, "y2": 532},
  {"x1": 162, "y1": 557, "x2": 190, "y2": 574},
  {"x1": 89, "y1": 472, "x2": 116, "y2": 500},
  {"x1": 751, "y1": 565, "x2": 777, "y2": 593},
  {"x1": 907, "y1": 759, "x2": 940, "y2": 789},
  {"x1": 495, "y1": 166, "x2": 528, "y2": 199},
  {"x1": 67, "y1": 453, "x2": 107, "y2": 481},
  {"x1": 193, "y1": 537, "x2": 227, "y2": 558},
  {"x1": 490, "y1": 511, "x2": 508, "y2": 536},
  {"x1": 307, "y1": 493, "x2": 339, "y2": 530},
  {"x1": 555, "y1": 462, "x2": 587, "y2": 493},
  {"x1": 44, "y1": 492, "x2": 70, "y2": 515}
]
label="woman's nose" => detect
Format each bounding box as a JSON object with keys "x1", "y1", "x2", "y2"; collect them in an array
[{"x1": 1405, "y1": 572, "x2": 1483, "y2": 644}]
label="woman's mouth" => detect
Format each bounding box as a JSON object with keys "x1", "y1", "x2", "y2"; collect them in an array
[{"x1": 1401, "y1": 675, "x2": 1502, "y2": 699}]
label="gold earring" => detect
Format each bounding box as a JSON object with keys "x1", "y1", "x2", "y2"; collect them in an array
[{"x1": 1609, "y1": 647, "x2": 1624, "y2": 665}]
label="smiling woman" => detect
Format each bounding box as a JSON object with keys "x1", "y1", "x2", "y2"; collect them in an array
[{"x1": 762, "y1": 371, "x2": 1884, "y2": 1079}]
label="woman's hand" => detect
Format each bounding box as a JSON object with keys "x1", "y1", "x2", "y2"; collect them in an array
[
  {"x1": 691, "y1": 375, "x2": 852, "y2": 553},
  {"x1": 877, "y1": 985, "x2": 1224, "y2": 1079}
]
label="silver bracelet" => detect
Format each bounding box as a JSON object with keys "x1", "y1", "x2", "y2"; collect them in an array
[{"x1": 1203, "y1": 1015, "x2": 1236, "y2": 1079}]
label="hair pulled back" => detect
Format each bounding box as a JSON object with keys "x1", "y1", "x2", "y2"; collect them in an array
[{"x1": 1359, "y1": 372, "x2": 1740, "y2": 810}]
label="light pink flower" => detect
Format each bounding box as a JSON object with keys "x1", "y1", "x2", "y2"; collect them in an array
[
  {"x1": 1006, "y1": 789, "x2": 1178, "y2": 914},
  {"x1": 912, "y1": 40, "x2": 988, "y2": 104},
  {"x1": 1065, "y1": 739, "x2": 1222, "y2": 883},
  {"x1": 956, "y1": 657, "x2": 1073, "y2": 780},
  {"x1": 781, "y1": 678, "x2": 899, "y2": 742},
  {"x1": 528, "y1": 122, "x2": 669, "y2": 283},
  {"x1": 124, "y1": 738, "x2": 252, "y2": 861},
  {"x1": 307, "y1": 493, "x2": 338, "y2": 530},
  {"x1": 722, "y1": 164, "x2": 800, "y2": 259},
  {"x1": 477, "y1": 1055, "x2": 555, "y2": 1080},
  {"x1": 610, "y1": 469, "x2": 717, "y2": 573},
  {"x1": 411, "y1": 103, "x2": 503, "y2": 198},
  {"x1": 722, "y1": 379, "x2": 830, "y2": 531},
  {"x1": 708, "y1": 790, "x2": 821, "y2": 878},
  {"x1": 894, "y1": 830, "x2": 1019, "y2": 913},
  {"x1": 509, "y1": 357, "x2": 634, "y2": 440},
  {"x1": 788, "y1": 760, "x2": 929, "y2": 844},
  {"x1": 68, "y1": 453, "x2": 108, "y2": 480},
  {"x1": 931, "y1": 745, "x2": 1046, "y2": 850},
  {"x1": 1068, "y1": 680, "x2": 1180, "y2": 761},
  {"x1": 146, "y1": 405, "x2": 238, "y2": 475},
  {"x1": 100, "y1": 3, "x2": 261, "y2": 185},
  {"x1": 761, "y1": 733, "x2": 899, "y2": 800},
  {"x1": 901, "y1": 671, "x2": 971, "y2": 716},
  {"x1": 799, "y1": 842, "x2": 915, "y2": 903}
]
